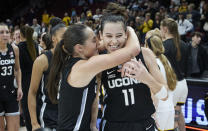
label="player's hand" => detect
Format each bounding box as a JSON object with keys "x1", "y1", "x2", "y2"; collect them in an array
[
  {"x1": 121, "y1": 59, "x2": 148, "y2": 83},
  {"x1": 17, "y1": 87, "x2": 23, "y2": 101}
]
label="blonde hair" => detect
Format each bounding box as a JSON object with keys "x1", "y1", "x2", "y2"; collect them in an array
[
  {"x1": 145, "y1": 28, "x2": 162, "y2": 48},
  {"x1": 147, "y1": 35, "x2": 177, "y2": 91}
]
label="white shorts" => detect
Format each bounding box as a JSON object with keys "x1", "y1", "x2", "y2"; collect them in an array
[
  {"x1": 155, "y1": 110, "x2": 175, "y2": 130},
  {"x1": 173, "y1": 79, "x2": 188, "y2": 106},
  {"x1": 154, "y1": 91, "x2": 175, "y2": 130}
]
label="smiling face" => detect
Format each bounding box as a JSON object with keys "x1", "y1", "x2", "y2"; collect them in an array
[
  {"x1": 100, "y1": 22, "x2": 127, "y2": 53},
  {"x1": 0, "y1": 25, "x2": 10, "y2": 45}
]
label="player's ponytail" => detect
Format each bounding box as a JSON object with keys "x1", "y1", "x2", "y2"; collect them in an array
[
  {"x1": 147, "y1": 35, "x2": 177, "y2": 91},
  {"x1": 161, "y1": 18, "x2": 181, "y2": 61},
  {"x1": 47, "y1": 24, "x2": 88, "y2": 104},
  {"x1": 47, "y1": 40, "x2": 68, "y2": 104}
]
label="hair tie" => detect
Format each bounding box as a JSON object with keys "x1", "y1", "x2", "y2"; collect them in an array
[
  {"x1": 60, "y1": 40, "x2": 64, "y2": 46},
  {"x1": 147, "y1": 36, "x2": 153, "y2": 50}
]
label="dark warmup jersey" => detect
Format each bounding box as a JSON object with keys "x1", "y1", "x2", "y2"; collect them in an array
[
  {"x1": 0, "y1": 44, "x2": 16, "y2": 100},
  {"x1": 101, "y1": 51, "x2": 155, "y2": 122},
  {"x1": 58, "y1": 57, "x2": 97, "y2": 131},
  {"x1": 37, "y1": 50, "x2": 58, "y2": 129}
]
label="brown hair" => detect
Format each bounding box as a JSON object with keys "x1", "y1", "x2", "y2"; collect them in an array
[
  {"x1": 161, "y1": 18, "x2": 181, "y2": 61},
  {"x1": 191, "y1": 31, "x2": 202, "y2": 38},
  {"x1": 20, "y1": 25, "x2": 37, "y2": 61},
  {"x1": 47, "y1": 24, "x2": 88, "y2": 104},
  {"x1": 101, "y1": 2, "x2": 128, "y2": 32}
]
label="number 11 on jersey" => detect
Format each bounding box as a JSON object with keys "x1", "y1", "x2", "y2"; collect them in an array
[{"x1": 122, "y1": 88, "x2": 135, "y2": 106}]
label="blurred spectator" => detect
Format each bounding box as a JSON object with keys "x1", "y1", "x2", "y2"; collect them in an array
[
  {"x1": 6, "y1": 19, "x2": 12, "y2": 27},
  {"x1": 146, "y1": 1, "x2": 157, "y2": 20},
  {"x1": 135, "y1": 16, "x2": 143, "y2": 28},
  {"x1": 178, "y1": 0, "x2": 188, "y2": 13},
  {"x1": 139, "y1": 12, "x2": 153, "y2": 43},
  {"x1": 128, "y1": 10, "x2": 135, "y2": 22},
  {"x1": 153, "y1": 12, "x2": 162, "y2": 29},
  {"x1": 40, "y1": 22, "x2": 48, "y2": 34},
  {"x1": 48, "y1": 13, "x2": 55, "y2": 24},
  {"x1": 31, "y1": 18, "x2": 41, "y2": 34},
  {"x1": 88, "y1": 0, "x2": 94, "y2": 5},
  {"x1": 187, "y1": 32, "x2": 207, "y2": 77},
  {"x1": 93, "y1": 8, "x2": 102, "y2": 21},
  {"x1": 172, "y1": 0, "x2": 180, "y2": 6},
  {"x1": 33, "y1": 31, "x2": 38, "y2": 43},
  {"x1": 159, "y1": 6, "x2": 167, "y2": 20},
  {"x1": 176, "y1": 12, "x2": 193, "y2": 42},
  {"x1": 135, "y1": 16, "x2": 143, "y2": 37},
  {"x1": 62, "y1": 12, "x2": 71, "y2": 26},
  {"x1": 128, "y1": 19, "x2": 136, "y2": 29},
  {"x1": 76, "y1": 16, "x2": 82, "y2": 24},
  {"x1": 131, "y1": 1, "x2": 139, "y2": 10},
  {"x1": 71, "y1": 8, "x2": 77, "y2": 18},
  {"x1": 80, "y1": 12, "x2": 87, "y2": 23},
  {"x1": 42, "y1": 10, "x2": 49, "y2": 25},
  {"x1": 71, "y1": 9, "x2": 77, "y2": 23},
  {"x1": 86, "y1": 10, "x2": 93, "y2": 20},
  {"x1": 187, "y1": 3, "x2": 201, "y2": 28},
  {"x1": 78, "y1": 0, "x2": 87, "y2": 6},
  {"x1": 27, "y1": 8, "x2": 36, "y2": 26},
  {"x1": 201, "y1": 2, "x2": 208, "y2": 37},
  {"x1": 84, "y1": 20, "x2": 94, "y2": 29},
  {"x1": 199, "y1": 0, "x2": 205, "y2": 14},
  {"x1": 168, "y1": 6, "x2": 178, "y2": 20},
  {"x1": 20, "y1": 17, "x2": 26, "y2": 27}
]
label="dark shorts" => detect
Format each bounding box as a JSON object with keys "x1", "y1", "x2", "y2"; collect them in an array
[
  {"x1": 100, "y1": 118, "x2": 156, "y2": 131},
  {"x1": 38, "y1": 103, "x2": 58, "y2": 129},
  {"x1": 0, "y1": 97, "x2": 19, "y2": 116}
]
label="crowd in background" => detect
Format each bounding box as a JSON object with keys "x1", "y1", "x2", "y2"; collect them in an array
[
  {"x1": 1, "y1": 0, "x2": 208, "y2": 130},
  {"x1": 5, "y1": 0, "x2": 208, "y2": 78}
]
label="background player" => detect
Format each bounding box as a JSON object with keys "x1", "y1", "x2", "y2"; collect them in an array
[{"x1": 0, "y1": 23, "x2": 23, "y2": 131}]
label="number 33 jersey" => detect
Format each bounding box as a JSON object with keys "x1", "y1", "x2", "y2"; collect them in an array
[
  {"x1": 101, "y1": 52, "x2": 155, "y2": 122},
  {"x1": 0, "y1": 44, "x2": 16, "y2": 99}
]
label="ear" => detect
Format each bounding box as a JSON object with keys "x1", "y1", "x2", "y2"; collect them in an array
[
  {"x1": 52, "y1": 35, "x2": 56, "y2": 43},
  {"x1": 124, "y1": 31, "x2": 128, "y2": 40},
  {"x1": 74, "y1": 44, "x2": 84, "y2": 54},
  {"x1": 99, "y1": 31, "x2": 103, "y2": 40},
  {"x1": 164, "y1": 27, "x2": 168, "y2": 33}
]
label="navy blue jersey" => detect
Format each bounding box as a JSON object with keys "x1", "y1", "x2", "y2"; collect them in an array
[
  {"x1": 101, "y1": 51, "x2": 155, "y2": 122},
  {"x1": 58, "y1": 57, "x2": 96, "y2": 131},
  {"x1": 0, "y1": 44, "x2": 16, "y2": 100}
]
